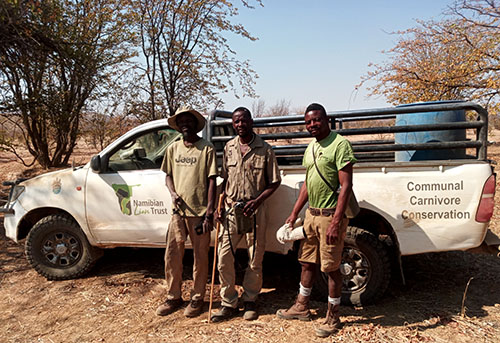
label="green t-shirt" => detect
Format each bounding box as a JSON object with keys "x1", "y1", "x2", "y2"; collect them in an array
[
  {"x1": 161, "y1": 138, "x2": 218, "y2": 216},
  {"x1": 303, "y1": 131, "x2": 357, "y2": 209}
]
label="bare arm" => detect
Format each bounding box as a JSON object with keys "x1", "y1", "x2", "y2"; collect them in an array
[
  {"x1": 243, "y1": 180, "x2": 281, "y2": 216},
  {"x1": 206, "y1": 176, "x2": 217, "y2": 217},
  {"x1": 202, "y1": 176, "x2": 217, "y2": 233},
  {"x1": 285, "y1": 181, "x2": 309, "y2": 225},
  {"x1": 214, "y1": 179, "x2": 227, "y2": 223},
  {"x1": 165, "y1": 174, "x2": 182, "y2": 208},
  {"x1": 326, "y1": 163, "x2": 353, "y2": 245}
]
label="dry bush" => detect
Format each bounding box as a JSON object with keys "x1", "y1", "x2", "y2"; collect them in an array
[
  {"x1": 80, "y1": 112, "x2": 139, "y2": 151},
  {"x1": 342, "y1": 118, "x2": 396, "y2": 141},
  {"x1": 253, "y1": 99, "x2": 306, "y2": 144},
  {"x1": 491, "y1": 115, "x2": 500, "y2": 131},
  {"x1": 0, "y1": 116, "x2": 25, "y2": 148}
]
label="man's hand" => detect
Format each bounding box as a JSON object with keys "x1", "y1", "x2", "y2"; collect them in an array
[
  {"x1": 214, "y1": 209, "x2": 224, "y2": 224},
  {"x1": 171, "y1": 192, "x2": 182, "y2": 208},
  {"x1": 285, "y1": 213, "x2": 298, "y2": 226},
  {"x1": 243, "y1": 198, "x2": 262, "y2": 216},
  {"x1": 203, "y1": 216, "x2": 213, "y2": 233},
  {"x1": 326, "y1": 220, "x2": 341, "y2": 245}
]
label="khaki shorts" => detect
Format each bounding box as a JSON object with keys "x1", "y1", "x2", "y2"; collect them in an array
[{"x1": 298, "y1": 208, "x2": 349, "y2": 273}]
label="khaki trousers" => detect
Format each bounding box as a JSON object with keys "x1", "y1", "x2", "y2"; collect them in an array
[
  {"x1": 217, "y1": 206, "x2": 267, "y2": 308},
  {"x1": 164, "y1": 216, "x2": 210, "y2": 301},
  {"x1": 298, "y1": 209, "x2": 349, "y2": 273}
]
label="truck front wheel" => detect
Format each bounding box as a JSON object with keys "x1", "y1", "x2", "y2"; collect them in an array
[
  {"x1": 25, "y1": 214, "x2": 101, "y2": 280},
  {"x1": 316, "y1": 225, "x2": 391, "y2": 306}
]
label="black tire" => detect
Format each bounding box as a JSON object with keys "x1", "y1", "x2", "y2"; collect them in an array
[
  {"x1": 315, "y1": 226, "x2": 391, "y2": 306},
  {"x1": 25, "y1": 214, "x2": 102, "y2": 280}
]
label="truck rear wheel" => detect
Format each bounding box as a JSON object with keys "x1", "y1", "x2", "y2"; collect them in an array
[
  {"x1": 315, "y1": 225, "x2": 391, "y2": 306},
  {"x1": 25, "y1": 214, "x2": 101, "y2": 280}
]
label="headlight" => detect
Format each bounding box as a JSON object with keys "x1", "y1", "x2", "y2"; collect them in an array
[{"x1": 9, "y1": 185, "x2": 25, "y2": 203}]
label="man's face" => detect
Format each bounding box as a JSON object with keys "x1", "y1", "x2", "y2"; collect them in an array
[
  {"x1": 176, "y1": 112, "x2": 197, "y2": 136},
  {"x1": 304, "y1": 110, "x2": 330, "y2": 138},
  {"x1": 232, "y1": 111, "x2": 253, "y2": 137}
]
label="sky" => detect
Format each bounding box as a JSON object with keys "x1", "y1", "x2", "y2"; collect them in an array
[{"x1": 219, "y1": 0, "x2": 453, "y2": 114}]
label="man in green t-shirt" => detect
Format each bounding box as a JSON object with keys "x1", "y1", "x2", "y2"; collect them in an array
[
  {"x1": 277, "y1": 103, "x2": 357, "y2": 338},
  {"x1": 156, "y1": 106, "x2": 218, "y2": 318}
]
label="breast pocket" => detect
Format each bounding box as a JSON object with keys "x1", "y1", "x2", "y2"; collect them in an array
[
  {"x1": 248, "y1": 155, "x2": 265, "y2": 184},
  {"x1": 225, "y1": 156, "x2": 238, "y2": 179},
  {"x1": 227, "y1": 156, "x2": 238, "y2": 168},
  {"x1": 317, "y1": 154, "x2": 337, "y2": 174}
]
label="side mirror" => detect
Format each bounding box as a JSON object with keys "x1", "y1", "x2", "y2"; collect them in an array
[{"x1": 90, "y1": 155, "x2": 102, "y2": 173}]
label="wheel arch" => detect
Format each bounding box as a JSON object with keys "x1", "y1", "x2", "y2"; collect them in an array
[
  {"x1": 350, "y1": 208, "x2": 399, "y2": 248},
  {"x1": 17, "y1": 207, "x2": 82, "y2": 241},
  {"x1": 349, "y1": 207, "x2": 404, "y2": 284}
]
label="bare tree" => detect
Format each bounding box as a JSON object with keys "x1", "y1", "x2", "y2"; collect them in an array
[
  {"x1": 0, "y1": 0, "x2": 134, "y2": 168},
  {"x1": 252, "y1": 99, "x2": 266, "y2": 117},
  {"x1": 268, "y1": 99, "x2": 291, "y2": 117},
  {"x1": 134, "y1": 0, "x2": 261, "y2": 118},
  {"x1": 359, "y1": 0, "x2": 500, "y2": 115}
]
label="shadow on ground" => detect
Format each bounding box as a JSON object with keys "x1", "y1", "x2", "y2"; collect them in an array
[{"x1": 87, "y1": 242, "x2": 500, "y2": 334}]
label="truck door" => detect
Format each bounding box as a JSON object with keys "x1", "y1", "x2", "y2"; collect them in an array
[{"x1": 85, "y1": 127, "x2": 181, "y2": 246}]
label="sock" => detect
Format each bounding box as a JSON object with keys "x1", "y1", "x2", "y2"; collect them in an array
[
  {"x1": 299, "y1": 282, "x2": 312, "y2": 297},
  {"x1": 328, "y1": 296, "x2": 341, "y2": 306}
]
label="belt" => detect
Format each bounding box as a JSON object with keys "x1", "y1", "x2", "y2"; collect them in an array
[{"x1": 308, "y1": 207, "x2": 336, "y2": 217}]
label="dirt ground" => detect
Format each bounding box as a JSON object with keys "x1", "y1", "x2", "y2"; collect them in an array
[{"x1": 1, "y1": 136, "x2": 500, "y2": 343}]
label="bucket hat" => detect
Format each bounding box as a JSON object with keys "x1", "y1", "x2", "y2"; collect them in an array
[{"x1": 168, "y1": 106, "x2": 206, "y2": 133}]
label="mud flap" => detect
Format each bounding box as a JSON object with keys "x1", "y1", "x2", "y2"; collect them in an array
[{"x1": 466, "y1": 229, "x2": 500, "y2": 256}]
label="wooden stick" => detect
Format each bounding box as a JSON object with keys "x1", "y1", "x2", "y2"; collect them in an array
[
  {"x1": 460, "y1": 277, "x2": 474, "y2": 317},
  {"x1": 208, "y1": 193, "x2": 224, "y2": 323}
]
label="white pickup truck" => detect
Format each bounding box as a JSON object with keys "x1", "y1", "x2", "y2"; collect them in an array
[{"x1": 1, "y1": 101, "x2": 498, "y2": 305}]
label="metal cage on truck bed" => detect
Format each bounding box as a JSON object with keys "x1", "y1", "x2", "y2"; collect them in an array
[{"x1": 206, "y1": 101, "x2": 489, "y2": 165}]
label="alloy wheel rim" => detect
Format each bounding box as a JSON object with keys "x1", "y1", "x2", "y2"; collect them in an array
[
  {"x1": 41, "y1": 231, "x2": 82, "y2": 267},
  {"x1": 341, "y1": 246, "x2": 371, "y2": 293}
]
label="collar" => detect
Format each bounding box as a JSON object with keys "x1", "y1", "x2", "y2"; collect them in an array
[
  {"x1": 182, "y1": 136, "x2": 203, "y2": 148},
  {"x1": 228, "y1": 133, "x2": 264, "y2": 149},
  {"x1": 315, "y1": 131, "x2": 337, "y2": 147}
]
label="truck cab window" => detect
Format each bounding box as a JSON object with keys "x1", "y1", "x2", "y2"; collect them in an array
[{"x1": 108, "y1": 128, "x2": 181, "y2": 171}]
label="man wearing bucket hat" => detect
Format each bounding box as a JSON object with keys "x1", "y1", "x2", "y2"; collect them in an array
[
  {"x1": 156, "y1": 106, "x2": 218, "y2": 318},
  {"x1": 210, "y1": 107, "x2": 281, "y2": 322}
]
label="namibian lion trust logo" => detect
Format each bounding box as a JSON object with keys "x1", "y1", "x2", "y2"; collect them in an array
[{"x1": 111, "y1": 183, "x2": 168, "y2": 216}]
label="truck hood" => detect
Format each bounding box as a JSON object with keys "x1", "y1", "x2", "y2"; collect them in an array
[
  {"x1": 20, "y1": 166, "x2": 85, "y2": 186},
  {"x1": 16, "y1": 166, "x2": 89, "y2": 211}
]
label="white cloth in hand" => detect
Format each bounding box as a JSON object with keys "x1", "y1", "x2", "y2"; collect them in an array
[{"x1": 276, "y1": 218, "x2": 305, "y2": 244}]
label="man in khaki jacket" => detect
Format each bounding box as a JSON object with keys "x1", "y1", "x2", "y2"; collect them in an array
[
  {"x1": 156, "y1": 107, "x2": 217, "y2": 318},
  {"x1": 211, "y1": 107, "x2": 281, "y2": 322}
]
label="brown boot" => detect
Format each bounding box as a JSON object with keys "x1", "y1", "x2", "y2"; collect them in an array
[
  {"x1": 276, "y1": 294, "x2": 311, "y2": 321},
  {"x1": 315, "y1": 303, "x2": 342, "y2": 338},
  {"x1": 243, "y1": 302, "x2": 258, "y2": 321},
  {"x1": 210, "y1": 306, "x2": 238, "y2": 323},
  {"x1": 156, "y1": 298, "x2": 183, "y2": 316},
  {"x1": 184, "y1": 299, "x2": 204, "y2": 318}
]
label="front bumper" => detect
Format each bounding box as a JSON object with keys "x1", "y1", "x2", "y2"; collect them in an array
[{"x1": 1, "y1": 201, "x2": 27, "y2": 242}]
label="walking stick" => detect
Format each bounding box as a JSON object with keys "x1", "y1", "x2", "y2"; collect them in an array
[{"x1": 208, "y1": 193, "x2": 224, "y2": 323}]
